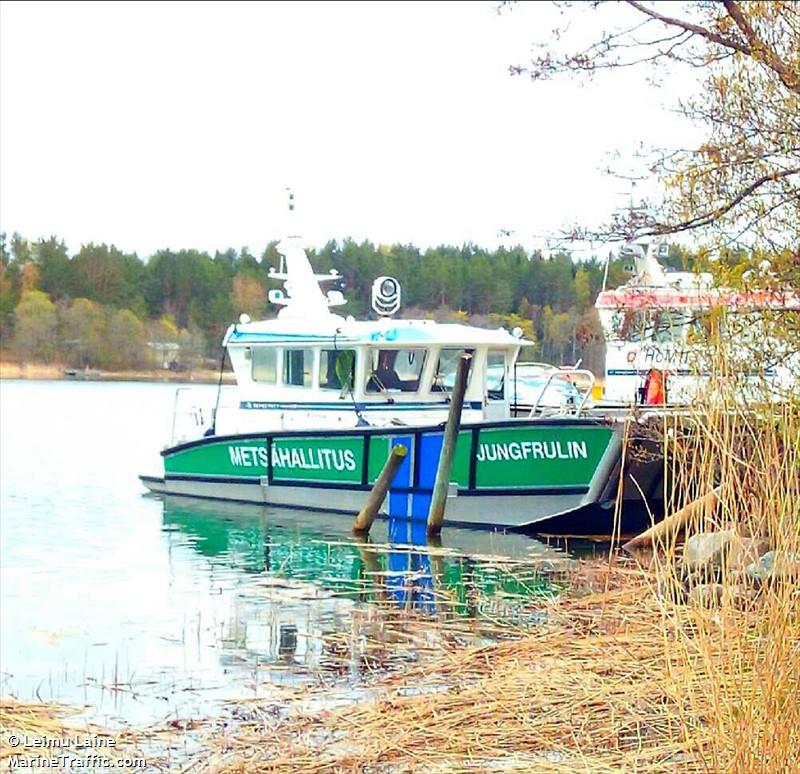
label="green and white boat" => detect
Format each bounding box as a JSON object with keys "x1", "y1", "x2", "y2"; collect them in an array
[{"x1": 141, "y1": 224, "x2": 663, "y2": 532}]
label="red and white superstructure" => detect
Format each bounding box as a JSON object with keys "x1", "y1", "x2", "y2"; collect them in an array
[{"x1": 595, "y1": 240, "x2": 799, "y2": 404}]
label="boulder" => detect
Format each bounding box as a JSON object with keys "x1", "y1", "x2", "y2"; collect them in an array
[
  {"x1": 683, "y1": 530, "x2": 738, "y2": 574},
  {"x1": 746, "y1": 550, "x2": 800, "y2": 584},
  {"x1": 683, "y1": 531, "x2": 771, "y2": 578},
  {"x1": 688, "y1": 583, "x2": 725, "y2": 608},
  {"x1": 726, "y1": 535, "x2": 771, "y2": 572},
  {"x1": 656, "y1": 572, "x2": 687, "y2": 604}
]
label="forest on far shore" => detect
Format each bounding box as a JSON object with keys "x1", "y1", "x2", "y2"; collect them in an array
[{"x1": 0, "y1": 230, "x2": 719, "y2": 374}]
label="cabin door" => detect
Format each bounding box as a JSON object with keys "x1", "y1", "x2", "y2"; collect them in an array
[{"x1": 484, "y1": 350, "x2": 510, "y2": 420}]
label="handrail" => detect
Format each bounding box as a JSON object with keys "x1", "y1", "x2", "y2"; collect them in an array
[
  {"x1": 170, "y1": 387, "x2": 191, "y2": 444},
  {"x1": 170, "y1": 385, "x2": 236, "y2": 445},
  {"x1": 528, "y1": 368, "x2": 596, "y2": 417}
]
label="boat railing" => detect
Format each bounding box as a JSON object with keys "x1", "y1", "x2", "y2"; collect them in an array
[
  {"x1": 169, "y1": 386, "x2": 237, "y2": 446},
  {"x1": 528, "y1": 368, "x2": 596, "y2": 417}
]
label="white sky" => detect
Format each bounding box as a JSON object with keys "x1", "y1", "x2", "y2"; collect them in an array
[{"x1": 0, "y1": 0, "x2": 701, "y2": 259}]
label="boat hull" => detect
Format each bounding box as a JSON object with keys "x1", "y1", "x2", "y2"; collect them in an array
[{"x1": 140, "y1": 416, "x2": 665, "y2": 530}]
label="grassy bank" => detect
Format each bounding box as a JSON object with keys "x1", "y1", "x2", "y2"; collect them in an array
[
  {"x1": 2, "y1": 543, "x2": 797, "y2": 772},
  {"x1": 178, "y1": 555, "x2": 797, "y2": 773}
]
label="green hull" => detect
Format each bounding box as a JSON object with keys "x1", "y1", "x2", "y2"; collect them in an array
[{"x1": 150, "y1": 418, "x2": 626, "y2": 529}]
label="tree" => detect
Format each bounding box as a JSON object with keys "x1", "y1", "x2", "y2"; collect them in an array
[
  {"x1": 0, "y1": 264, "x2": 15, "y2": 344},
  {"x1": 230, "y1": 273, "x2": 266, "y2": 319},
  {"x1": 72, "y1": 243, "x2": 145, "y2": 308},
  {"x1": 34, "y1": 237, "x2": 72, "y2": 301},
  {"x1": 10, "y1": 233, "x2": 31, "y2": 264},
  {"x1": 538, "y1": 305, "x2": 576, "y2": 364},
  {"x1": 105, "y1": 309, "x2": 147, "y2": 370},
  {"x1": 19, "y1": 261, "x2": 39, "y2": 293},
  {"x1": 574, "y1": 268, "x2": 593, "y2": 311},
  {"x1": 511, "y1": 1, "x2": 800, "y2": 259},
  {"x1": 61, "y1": 298, "x2": 106, "y2": 367},
  {"x1": 0, "y1": 233, "x2": 8, "y2": 266},
  {"x1": 145, "y1": 249, "x2": 223, "y2": 329},
  {"x1": 13, "y1": 290, "x2": 58, "y2": 362},
  {"x1": 177, "y1": 325, "x2": 206, "y2": 370}
]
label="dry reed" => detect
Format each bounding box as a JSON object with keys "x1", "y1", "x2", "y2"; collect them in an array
[
  {"x1": 0, "y1": 698, "x2": 154, "y2": 770},
  {"x1": 182, "y1": 545, "x2": 797, "y2": 773},
  {"x1": 644, "y1": 328, "x2": 800, "y2": 773}
]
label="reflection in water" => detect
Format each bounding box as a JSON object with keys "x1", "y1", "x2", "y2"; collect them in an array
[
  {"x1": 0, "y1": 380, "x2": 579, "y2": 728},
  {"x1": 160, "y1": 497, "x2": 570, "y2": 684}
]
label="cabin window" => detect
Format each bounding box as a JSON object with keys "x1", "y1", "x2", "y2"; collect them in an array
[
  {"x1": 612, "y1": 309, "x2": 648, "y2": 342},
  {"x1": 431, "y1": 348, "x2": 474, "y2": 393},
  {"x1": 283, "y1": 348, "x2": 313, "y2": 387},
  {"x1": 366, "y1": 348, "x2": 427, "y2": 393},
  {"x1": 652, "y1": 310, "x2": 690, "y2": 343},
  {"x1": 320, "y1": 349, "x2": 356, "y2": 391},
  {"x1": 251, "y1": 347, "x2": 278, "y2": 383},
  {"x1": 487, "y1": 350, "x2": 506, "y2": 399},
  {"x1": 612, "y1": 309, "x2": 691, "y2": 343}
]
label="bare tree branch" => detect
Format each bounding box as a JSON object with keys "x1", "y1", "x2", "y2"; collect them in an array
[
  {"x1": 723, "y1": 0, "x2": 800, "y2": 95},
  {"x1": 648, "y1": 167, "x2": 800, "y2": 235},
  {"x1": 624, "y1": 0, "x2": 751, "y2": 55}
]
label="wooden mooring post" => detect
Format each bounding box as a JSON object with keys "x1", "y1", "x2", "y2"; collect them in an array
[
  {"x1": 622, "y1": 486, "x2": 721, "y2": 553},
  {"x1": 352, "y1": 444, "x2": 408, "y2": 535},
  {"x1": 427, "y1": 353, "x2": 471, "y2": 536}
]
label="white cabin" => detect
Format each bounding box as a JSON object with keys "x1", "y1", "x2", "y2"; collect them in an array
[
  {"x1": 217, "y1": 315, "x2": 524, "y2": 433},
  {"x1": 173, "y1": 235, "x2": 527, "y2": 443}
]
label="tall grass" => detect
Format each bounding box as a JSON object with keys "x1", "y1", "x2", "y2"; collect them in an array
[{"x1": 648, "y1": 310, "x2": 800, "y2": 772}]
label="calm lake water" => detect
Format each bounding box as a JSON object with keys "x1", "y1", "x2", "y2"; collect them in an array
[{"x1": 0, "y1": 380, "x2": 585, "y2": 727}]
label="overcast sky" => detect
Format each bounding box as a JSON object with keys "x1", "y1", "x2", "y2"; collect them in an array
[{"x1": 0, "y1": 1, "x2": 701, "y2": 259}]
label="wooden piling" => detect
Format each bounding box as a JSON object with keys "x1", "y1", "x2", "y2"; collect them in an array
[
  {"x1": 622, "y1": 486, "x2": 721, "y2": 553},
  {"x1": 427, "y1": 354, "x2": 471, "y2": 536},
  {"x1": 353, "y1": 536, "x2": 388, "y2": 601},
  {"x1": 352, "y1": 444, "x2": 408, "y2": 534}
]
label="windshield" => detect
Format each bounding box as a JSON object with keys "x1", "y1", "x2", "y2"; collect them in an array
[
  {"x1": 366, "y1": 348, "x2": 427, "y2": 393},
  {"x1": 432, "y1": 348, "x2": 472, "y2": 393},
  {"x1": 510, "y1": 374, "x2": 581, "y2": 408}
]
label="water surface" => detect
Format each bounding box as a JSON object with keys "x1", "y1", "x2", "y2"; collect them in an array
[{"x1": 0, "y1": 380, "x2": 579, "y2": 726}]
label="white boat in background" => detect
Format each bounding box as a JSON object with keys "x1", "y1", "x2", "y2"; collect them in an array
[{"x1": 595, "y1": 239, "x2": 800, "y2": 405}]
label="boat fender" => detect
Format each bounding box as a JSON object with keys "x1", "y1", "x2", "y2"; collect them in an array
[{"x1": 643, "y1": 368, "x2": 668, "y2": 405}]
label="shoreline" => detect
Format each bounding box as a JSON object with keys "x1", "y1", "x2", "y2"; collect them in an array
[{"x1": 0, "y1": 361, "x2": 235, "y2": 384}]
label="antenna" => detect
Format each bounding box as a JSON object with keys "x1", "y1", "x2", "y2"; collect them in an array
[{"x1": 280, "y1": 187, "x2": 296, "y2": 271}]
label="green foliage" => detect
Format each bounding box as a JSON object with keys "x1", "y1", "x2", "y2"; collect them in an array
[
  {"x1": 105, "y1": 309, "x2": 147, "y2": 370},
  {"x1": 4, "y1": 230, "x2": 785, "y2": 373},
  {"x1": 60, "y1": 298, "x2": 106, "y2": 367},
  {"x1": 34, "y1": 237, "x2": 72, "y2": 301},
  {"x1": 71, "y1": 243, "x2": 145, "y2": 309},
  {"x1": 0, "y1": 264, "x2": 17, "y2": 344},
  {"x1": 13, "y1": 290, "x2": 58, "y2": 361},
  {"x1": 10, "y1": 233, "x2": 32, "y2": 264}
]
